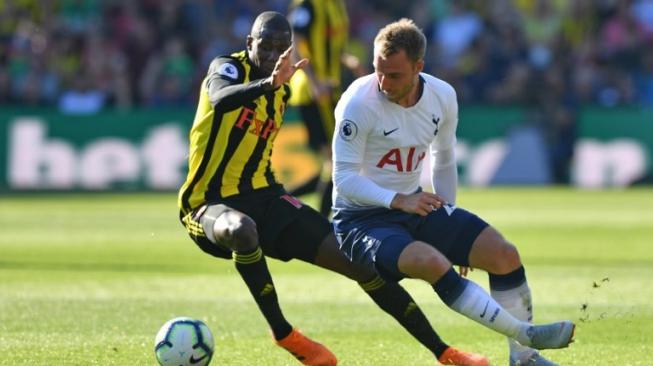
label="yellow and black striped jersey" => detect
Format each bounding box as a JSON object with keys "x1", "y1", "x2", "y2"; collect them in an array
[
  {"x1": 288, "y1": 0, "x2": 349, "y2": 105},
  {"x1": 178, "y1": 50, "x2": 291, "y2": 214}
]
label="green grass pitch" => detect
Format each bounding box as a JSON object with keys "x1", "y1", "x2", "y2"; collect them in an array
[{"x1": 1, "y1": 188, "x2": 652, "y2": 365}]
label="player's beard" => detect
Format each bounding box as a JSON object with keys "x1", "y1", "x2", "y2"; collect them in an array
[{"x1": 385, "y1": 81, "x2": 414, "y2": 104}]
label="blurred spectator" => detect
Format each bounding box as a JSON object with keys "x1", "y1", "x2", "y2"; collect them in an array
[
  {"x1": 519, "y1": 0, "x2": 562, "y2": 72},
  {"x1": 140, "y1": 36, "x2": 194, "y2": 106},
  {"x1": 432, "y1": 1, "x2": 483, "y2": 69},
  {"x1": 632, "y1": 0, "x2": 653, "y2": 36},
  {"x1": 547, "y1": 105, "x2": 578, "y2": 184},
  {"x1": 0, "y1": 0, "x2": 650, "y2": 109},
  {"x1": 528, "y1": 65, "x2": 579, "y2": 184},
  {"x1": 57, "y1": 0, "x2": 100, "y2": 35},
  {"x1": 635, "y1": 48, "x2": 653, "y2": 106},
  {"x1": 84, "y1": 31, "x2": 131, "y2": 109},
  {"x1": 58, "y1": 71, "x2": 106, "y2": 114},
  {"x1": 560, "y1": 0, "x2": 597, "y2": 48},
  {"x1": 599, "y1": 0, "x2": 645, "y2": 68},
  {"x1": 0, "y1": 68, "x2": 10, "y2": 103}
]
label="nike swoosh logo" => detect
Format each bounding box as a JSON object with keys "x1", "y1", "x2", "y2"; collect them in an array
[
  {"x1": 383, "y1": 128, "x2": 398, "y2": 136},
  {"x1": 189, "y1": 354, "x2": 209, "y2": 364},
  {"x1": 479, "y1": 301, "x2": 489, "y2": 318}
]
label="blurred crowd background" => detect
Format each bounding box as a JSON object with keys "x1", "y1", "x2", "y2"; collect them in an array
[{"x1": 2, "y1": 0, "x2": 653, "y2": 112}]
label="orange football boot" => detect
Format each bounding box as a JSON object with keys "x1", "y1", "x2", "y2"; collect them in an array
[
  {"x1": 438, "y1": 346, "x2": 490, "y2": 366},
  {"x1": 276, "y1": 328, "x2": 337, "y2": 366}
]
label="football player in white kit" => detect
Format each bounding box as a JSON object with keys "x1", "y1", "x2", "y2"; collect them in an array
[{"x1": 331, "y1": 18, "x2": 575, "y2": 366}]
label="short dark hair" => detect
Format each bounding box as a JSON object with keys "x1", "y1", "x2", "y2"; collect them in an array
[
  {"x1": 251, "y1": 11, "x2": 291, "y2": 39},
  {"x1": 374, "y1": 18, "x2": 426, "y2": 63}
]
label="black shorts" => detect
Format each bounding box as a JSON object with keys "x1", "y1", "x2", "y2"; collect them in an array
[
  {"x1": 179, "y1": 185, "x2": 332, "y2": 263},
  {"x1": 332, "y1": 204, "x2": 488, "y2": 281}
]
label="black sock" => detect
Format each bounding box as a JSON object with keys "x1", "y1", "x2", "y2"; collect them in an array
[
  {"x1": 361, "y1": 276, "x2": 449, "y2": 358},
  {"x1": 432, "y1": 268, "x2": 467, "y2": 306},
  {"x1": 233, "y1": 247, "x2": 292, "y2": 340},
  {"x1": 489, "y1": 266, "x2": 526, "y2": 291}
]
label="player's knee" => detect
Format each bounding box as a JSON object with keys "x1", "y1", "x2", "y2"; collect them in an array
[
  {"x1": 497, "y1": 242, "x2": 521, "y2": 270},
  {"x1": 413, "y1": 251, "x2": 447, "y2": 271},
  {"x1": 471, "y1": 227, "x2": 522, "y2": 274},
  {"x1": 398, "y1": 242, "x2": 450, "y2": 274},
  {"x1": 487, "y1": 231, "x2": 522, "y2": 273},
  {"x1": 214, "y1": 213, "x2": 258, "y2": 251},
  {"x1": 229, "y1": 216, "x2": 258, "y2": 252}
]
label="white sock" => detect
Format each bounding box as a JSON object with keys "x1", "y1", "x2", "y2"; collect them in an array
[
  {"x1": 492, "y1": 282, "x2": 537, "y2": 361},
  {"x1": 449, "y1": 280, "x2": 529, "y2": 341}
]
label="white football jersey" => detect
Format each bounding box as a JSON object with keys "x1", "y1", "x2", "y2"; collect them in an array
[{"x1": 333, "y1": 73, "x2": 458, "y2": 210}]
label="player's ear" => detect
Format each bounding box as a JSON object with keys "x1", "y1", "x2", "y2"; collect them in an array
[
  {"x1": 246, "y1": 35, "x2": 253, "y2": 51},
  {"x1": 414, "y1": 59, "x2": 424, "y2": 74}
]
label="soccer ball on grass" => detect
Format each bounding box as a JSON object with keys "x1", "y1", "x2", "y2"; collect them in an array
[{"x1": 154, "y1": 317, "x2": 215, "y2": 366}]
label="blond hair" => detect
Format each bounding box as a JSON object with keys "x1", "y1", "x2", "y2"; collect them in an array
[{"x1": 373, "y1": 18, "x2": 426, "y2": 63}]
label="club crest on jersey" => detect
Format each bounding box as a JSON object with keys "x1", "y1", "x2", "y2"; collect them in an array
[
  {"x1": 339, "y1": 119, "x2": 358, "y2": 141},
  {"x1": 218, "y1": 62, "x2": 239, "y2": 80},
  {"x1": 432, "y1": 115, "x2": 440, "y2": 136}
]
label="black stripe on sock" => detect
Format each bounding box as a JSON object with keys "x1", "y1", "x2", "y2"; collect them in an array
[
  {"x1": 489, "y1": 266, "x2": 526, "y2": 291},
  {"x1": 432, "y1": 268, "x2": 467, "y2": 306}
]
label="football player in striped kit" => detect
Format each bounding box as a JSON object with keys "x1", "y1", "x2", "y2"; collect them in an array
[{"x1": 179, "y1": 11, "x2": 487, "y2": 366}]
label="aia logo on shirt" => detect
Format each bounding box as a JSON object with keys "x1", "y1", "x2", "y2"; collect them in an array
[{"x1": 376, "y1": 147, "x2": 426, "y2": 172}]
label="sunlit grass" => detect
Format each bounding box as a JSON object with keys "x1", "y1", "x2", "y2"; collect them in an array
[{"x1": 0, "y1": 188, "x2": 651, "y2": 365}]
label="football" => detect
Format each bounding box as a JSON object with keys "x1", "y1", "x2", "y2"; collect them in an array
[{"x1": 154, "y1": 317, "x2": 215, "y2": 366}]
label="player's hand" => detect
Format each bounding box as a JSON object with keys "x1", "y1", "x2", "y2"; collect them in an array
[
  {"x1": 270, "y1": 46, "x2": 308, "y2": 88},
  {"x1": 390, "y1": 192, "x2": 447, "y2": 216}
]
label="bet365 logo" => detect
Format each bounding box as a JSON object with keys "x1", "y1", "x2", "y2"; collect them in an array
[{"x1": 376, "y1": 147, "x2": 426, "y2": 172}]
